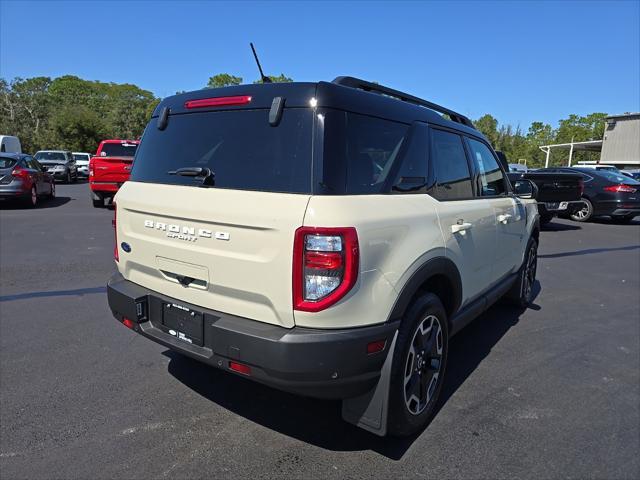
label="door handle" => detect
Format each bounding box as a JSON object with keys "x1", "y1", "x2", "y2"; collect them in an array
[
  {"x1": 497, "y1": 214, "x2": 512, "y2": 224},
  {"x1": 97, "y1": 166, "x2": 108, "y2": 170},
  {"x1": 451, "y1": 222, "x2": 473, "y2": 235}
]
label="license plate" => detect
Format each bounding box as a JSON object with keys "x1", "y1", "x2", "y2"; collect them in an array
[{"x1": 162, "y1": 302, "x2": 204, "y2": 346}]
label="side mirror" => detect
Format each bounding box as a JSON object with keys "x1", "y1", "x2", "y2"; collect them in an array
[{"x1": 514, "y1": 179, "x2": 538, "y2": 200}]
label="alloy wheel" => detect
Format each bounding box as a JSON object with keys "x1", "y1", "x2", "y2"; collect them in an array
[{"x1": 403, "y1": 315, "x2": 443, "y2": 415}]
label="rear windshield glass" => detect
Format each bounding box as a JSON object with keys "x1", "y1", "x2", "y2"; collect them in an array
[
  {"x1": 35, "y1": 152, "x2": 66, "y2": 161},
  {"x1": 0, "y1": 157, "x2": 18, "y2": 169},
  {"x1": 100, "y1": 143, "x2": 138, "y2": 157},
  {"x1": 596, "y1": 170, "x2": 640, "y2": 184},
  {"x1": 131, "y1": 109, "x2": 313, "y2": 193}
]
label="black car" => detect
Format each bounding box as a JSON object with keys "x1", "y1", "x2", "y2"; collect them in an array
[
  {"x1": 538, "y1": 167, "x2": 640, "y2": 223},
  {"x1": 0, "y1": 153, "x2": 56, "y2": 207},
  {"x1": 33, "y1": 150, "x2": 78, "y2": 183}
]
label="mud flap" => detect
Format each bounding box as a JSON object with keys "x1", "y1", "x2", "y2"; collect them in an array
[{"x1": 341, "y1": 331, "x2": 398, "y2": 436}]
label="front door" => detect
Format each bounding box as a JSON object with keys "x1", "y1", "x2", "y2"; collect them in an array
[
  {"x1": 428, "y1": 128, "x2": 497, "y2": 305},
  {"x1": 465, "y1": 137, "x2": 526, "y2": 279}
]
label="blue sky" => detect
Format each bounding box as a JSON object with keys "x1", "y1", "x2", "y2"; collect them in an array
[{"x1": 1, "y1": 0, "x2": 639, "y2": 128}]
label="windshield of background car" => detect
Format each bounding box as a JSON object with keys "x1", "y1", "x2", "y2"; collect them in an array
[
  {"x1": 100, "y1": 143, "x2": 138, "y2": 157},
  {"x1": 73, "y1": 154, "x2": 90, "y2": 162},
  {"x1": 0, "y1": 157, "x2": 18, "y2": 169},
  {"x1": 596, "y1": 170, "x2": 640, "y2": 184},
  {"x1": 35, "y1": 152, "x2": 66, "y2": 162},
  {"x1": 131, "y1": 109, "x2": 313, "y2": 193}
]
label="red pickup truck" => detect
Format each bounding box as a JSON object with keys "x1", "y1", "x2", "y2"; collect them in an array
[{"x1": 89, "y1": 139, "x2": 139, "y2": 208}]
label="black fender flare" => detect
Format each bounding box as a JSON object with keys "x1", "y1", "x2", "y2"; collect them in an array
[{"x1": 387, "y1": 256, "x2": 462, "y2": 324}]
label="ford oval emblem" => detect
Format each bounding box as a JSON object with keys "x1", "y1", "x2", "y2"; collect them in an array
[{"x1": 121, "y1": 242, "x2": 132, "y2": 253}]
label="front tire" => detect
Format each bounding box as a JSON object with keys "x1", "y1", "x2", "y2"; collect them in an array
[
  {"x1": 506, "y1": 238, "x2": 538, "y2": 308},
  {"x1": 387, "y1": 293, "x2": 449, "y2": 437},
  {"x1": 66, "y1": 171, "x2": 72, "y2": 184},
  {"x1": 570, "y1": 198, "x2": 593, "y2": 222}
]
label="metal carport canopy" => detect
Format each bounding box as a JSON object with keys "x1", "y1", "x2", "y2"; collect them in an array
[{"x1": 539, "y1": 140, "x2": 603, "y2": 167}]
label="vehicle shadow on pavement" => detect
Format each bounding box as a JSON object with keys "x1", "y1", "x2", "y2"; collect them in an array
[
  {"x1": 541, "y1": 221, "x2": 581, "y2": 231},
  {"x1": 539, "y1": 244, "x2": 640, "y2": 259},
  {"x1": 164, "y1": 282, "x2": 541, "y2": 460},
  {"x1": 0, "y1": 196, "x2": 72, "y2": 210}
]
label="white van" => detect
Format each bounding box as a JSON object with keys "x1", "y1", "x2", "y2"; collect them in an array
[{"x1": 0, "y1": 136, "x2": 22, "y2": 154}]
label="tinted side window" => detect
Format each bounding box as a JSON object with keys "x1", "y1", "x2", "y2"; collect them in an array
[
  {"x1": 391, "y1": 123, "x2": 429, "y2": 193},
  {"x1": 429, "y1": 129, "x2": 473, "y2": 200},
  {"x1": 321, "y1": 110, "x2": 408, "y2": 194},
  {"x1": 467, "y1": 138, "x2": 507, "y2": 196}
]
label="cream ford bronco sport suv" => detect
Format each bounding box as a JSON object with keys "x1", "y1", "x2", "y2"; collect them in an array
[{"x1": 107, "y1": 77, "x2": 540, "y2": 436}]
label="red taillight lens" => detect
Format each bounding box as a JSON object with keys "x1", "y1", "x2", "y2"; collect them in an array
[
  {"x1": 229, "y1": 361, "x2": 251, "y2": 376},
  {"x1": 122, "y1": 317, "x2": 134, "y2": 329},
  {"x1": 11, "y1": 167, "x2": 29, "y2": 178},
  {"x1": 293, "y1": 227, "x2": 359, "y2": 312},
  {"x1": 184, "y1": 95, "x2": 252, "y2": 109},
  {"x1": 304, "y1": 251, "x2": 343, "y2": 270},
  {"x1": 113, "y1": 203, "x2": 119, "y2": 262},
  {"x1": 604, "y1": 184, "x2": 637, "y2": 193}
]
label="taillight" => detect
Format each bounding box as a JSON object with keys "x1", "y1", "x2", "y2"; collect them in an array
[
  {"x1": 113, "y1": 203, "x2": 118, "y2": 262},
  {"x1": 184, "y1": 95, "x2": 252, "y2": 109},
  {"x1": 11, "y1": 167, "x2": 29, "y2": 179},
  {"x1": 604, "y1": 184, "x2": 637, "y2": 193},
  {"x1": 293, "y1": 227, "x2": 359, "y2": 312}
]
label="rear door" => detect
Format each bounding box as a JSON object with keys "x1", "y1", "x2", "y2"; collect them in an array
[
  {"x1": 429, "y1": 128, "x2": 497, "y2": 305},
  {"x1": 115, "y1": 108, "x2": 314, "y2": 328},
  {"x1": 466, "y1": 137, "x2": 525, "y2": 279}
]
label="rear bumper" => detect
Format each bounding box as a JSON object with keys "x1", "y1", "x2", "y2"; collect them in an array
[
  {"x1": 594, "y1": 200, "x2": 640, "y2": 217},
  {"x1": 0, "y1": 183, "x2": 28, "y2": 197},
  {"x1": 90, "y1": 181, "x2": 121, "y2": 193},
  {"x1": 538, "y1": 200, "x2": 583, "y2": 215},
  {"x1": 107, "y1": 272, "x2": 398, "y2": 399}
]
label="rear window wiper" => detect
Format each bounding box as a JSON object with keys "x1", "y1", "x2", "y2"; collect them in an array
[{"x1": 168, "y1": 167, "x2": 215, "y2": 187}]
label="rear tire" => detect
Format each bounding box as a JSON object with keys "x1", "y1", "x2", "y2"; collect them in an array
[
  {"x1": 505, "y1": 238, "x2": 538, "y2": 308},
  {"x1": 387, "y1": 293, "x2": 449, "y2": 437},
  {"x1": 48, "y1": 182, "x2": 55, "y2": 199},
  {"x1": 26, "y1": 186, "x2": 38, "y2": 208},
  {"x1": 570, "y1": 198, "x2": 593, "y2": 222},
  {"x1": 92, "y1": 198, "x2": 104, "y2": 208}
]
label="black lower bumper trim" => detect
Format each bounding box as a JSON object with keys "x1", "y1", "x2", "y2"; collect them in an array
[{"x1": 107, "y1": 273, "x2": 398, "y2": 399}]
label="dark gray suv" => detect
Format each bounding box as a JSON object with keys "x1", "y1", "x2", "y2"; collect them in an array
[{"x1": 34, "y1": 150, "x2": 78, "y2": 183}]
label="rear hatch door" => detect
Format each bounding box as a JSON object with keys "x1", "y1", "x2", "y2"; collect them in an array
[{"x1": 115, "y1": 98, "x2": 314, "y2": 328}]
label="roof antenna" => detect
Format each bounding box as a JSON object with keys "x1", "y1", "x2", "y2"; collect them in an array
[{"x1": 250, "y1": 42, "x2": 272, "y2": 83}]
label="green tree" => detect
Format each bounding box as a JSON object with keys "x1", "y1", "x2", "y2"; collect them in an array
[
  {"x1": 253, "y1": 73, "x2": 293, "y2": 84},
  {"x1": 206, "y1": 73, "x2": 243, "y2": 88},
  {"x1": 474, "y1": 114, "x2": 499, "y2": 146},
  {"x1": 46, "y1": 105, "x2": 106, "y2": 152}
]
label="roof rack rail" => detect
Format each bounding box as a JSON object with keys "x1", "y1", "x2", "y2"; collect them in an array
[{"x1": 332, "y1": 76, "x2": 476, "y2": 129}]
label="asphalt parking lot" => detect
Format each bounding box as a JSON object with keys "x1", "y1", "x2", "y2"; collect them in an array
[{"x1": 1, "y1": 182, "x2": 639, "y2": 479}]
